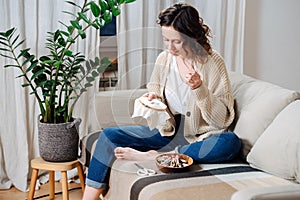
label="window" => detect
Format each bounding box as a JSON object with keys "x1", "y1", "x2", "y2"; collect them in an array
[
  {"x1": 99, "y1": 17, "x2": 118, "y2": 91},
  {"x1": 100, "y1": 16, "x2": 116, "y2": 36}
]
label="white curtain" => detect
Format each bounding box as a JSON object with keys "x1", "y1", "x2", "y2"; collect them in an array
[
  {"x1": 117, "y1": 0, "x2": 246, "y2": 89},
  {"x1": 0, "y1": 0, "x2": 100, "y2": 192}
]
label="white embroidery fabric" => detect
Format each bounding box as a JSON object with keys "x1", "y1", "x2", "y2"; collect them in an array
[{"x1": 131, "y1": 97, "x2": 170, "y2": 130}]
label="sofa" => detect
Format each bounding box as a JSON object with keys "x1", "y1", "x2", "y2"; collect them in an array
[{"x1": 79, "y1": 71, "x2": 300, "y2": 200}]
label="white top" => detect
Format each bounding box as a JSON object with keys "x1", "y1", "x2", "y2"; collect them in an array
[{"x1": 165, "y1": 56, "x2": 190, "y2": 115}]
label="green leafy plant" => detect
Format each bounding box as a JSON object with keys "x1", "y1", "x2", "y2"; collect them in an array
[{"x1": 0, "y1": 0, "x2": 136, "y2": 123}]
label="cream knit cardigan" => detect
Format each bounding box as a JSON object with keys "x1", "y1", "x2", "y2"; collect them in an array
[{"x1": 147, "y1": 50, "x2": 235, "y2": 143}]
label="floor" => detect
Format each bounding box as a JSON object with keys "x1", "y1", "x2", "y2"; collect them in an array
[{"x1": 0, "y1": 182, "x2": 83, "y2": 200}]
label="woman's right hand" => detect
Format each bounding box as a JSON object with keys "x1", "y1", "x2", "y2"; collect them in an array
[{"x1": 142, "y1": 92, "x2": 157, "y2": 101}]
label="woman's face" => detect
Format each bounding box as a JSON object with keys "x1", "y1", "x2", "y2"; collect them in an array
[{"x1": 162, "y1": 26, "x2": 187, "y2": 58}]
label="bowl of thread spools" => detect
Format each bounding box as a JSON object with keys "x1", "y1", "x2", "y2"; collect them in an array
[{"x1": 155, "y1": 153, "x2": 193, "y2": 173}]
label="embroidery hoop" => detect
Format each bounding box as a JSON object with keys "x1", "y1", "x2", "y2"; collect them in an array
[{"x1": 138, "y1": 97, "x2": 167, "y2": 111}]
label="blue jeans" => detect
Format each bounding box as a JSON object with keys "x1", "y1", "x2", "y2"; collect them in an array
[{"x1": 86, "y1": 115, "x2": 241, "y2": 189}]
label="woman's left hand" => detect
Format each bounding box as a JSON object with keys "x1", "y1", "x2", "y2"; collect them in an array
[{"x1": 185, "y1": 71, "x2": 202, "y2": 90}]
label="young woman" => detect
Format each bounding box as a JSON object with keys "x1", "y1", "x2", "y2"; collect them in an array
[{"x1": 83, "y1": 3, "x2": 241, "y2": 199}]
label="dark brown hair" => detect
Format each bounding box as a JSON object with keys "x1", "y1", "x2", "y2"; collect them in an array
[{"x1": 157, "y1": 3, "x2": 212, "y2": 62}]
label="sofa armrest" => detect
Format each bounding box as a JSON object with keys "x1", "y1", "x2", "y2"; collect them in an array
[
  {"x1": 94, "y1": 89, "x2": 148, "y2": 128},
  {"x1": 79, "y1": 89, "x2": 148, "y2": 166},
  {"x1": 231, "y1": 185, "x2": 300, "y2": 200}
]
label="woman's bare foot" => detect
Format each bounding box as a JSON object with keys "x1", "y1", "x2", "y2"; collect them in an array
[
  {"x1": 114, "y1": 147, "x2": 158, "y2": 161},
  {"x1": 82, "y1": 185, "x2": 106, "y2": 200}
]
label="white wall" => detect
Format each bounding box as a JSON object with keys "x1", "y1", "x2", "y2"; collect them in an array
[{"x1": 244, "y1": 0, "x2": 300, "y2": 91}]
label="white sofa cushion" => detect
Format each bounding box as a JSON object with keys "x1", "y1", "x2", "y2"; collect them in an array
[
  {"x1": 247, "y1": 100, "x2": 300, "y2": 183},
  {"x1": 229, "y1": 72, "x2": 300, "y2": 156},
  {"x1": 231, "y1": 185, "x2": 300, "y2": 200}
]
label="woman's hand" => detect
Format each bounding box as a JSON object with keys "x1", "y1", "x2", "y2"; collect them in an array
[
  {"x1": 185, "y1": 71, "x2": 202, "y2": 90},
  {"x1": 142, "y1": 92, "x2": 157, "y2": 101}
]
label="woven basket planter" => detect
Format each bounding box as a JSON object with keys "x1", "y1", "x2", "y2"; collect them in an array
[{"x1": 38, "y1": 118, "x2": 81, "y2": 162}]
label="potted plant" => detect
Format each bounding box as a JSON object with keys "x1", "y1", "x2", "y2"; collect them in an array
[{"x1": 0, "y1": 0, "x2": 136, "y2": 162}]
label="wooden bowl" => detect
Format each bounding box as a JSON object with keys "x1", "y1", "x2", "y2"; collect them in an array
[{"x1": 155, "y1": 153, "x2": 193, "y2": 173}]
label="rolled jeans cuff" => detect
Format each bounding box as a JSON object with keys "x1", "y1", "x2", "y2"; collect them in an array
[{"x1": 86, "y1": 178, "x2": 109, "y2": 190}]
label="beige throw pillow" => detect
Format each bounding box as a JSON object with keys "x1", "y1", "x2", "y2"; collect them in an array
[
  {"x1": 247, "y1": 100, "x2": 300, "y2": 183},
  {"x1": 229, "y1": 72, "x2": 300, "y2": 156}
]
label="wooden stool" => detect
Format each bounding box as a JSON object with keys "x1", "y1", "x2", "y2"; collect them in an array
[{"x1": 27, "y1": 157, "x2": 85, "y2": 200}]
